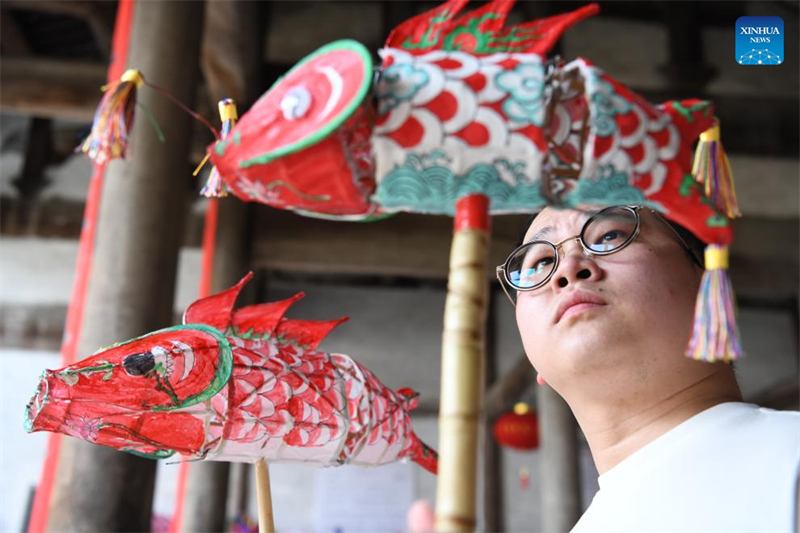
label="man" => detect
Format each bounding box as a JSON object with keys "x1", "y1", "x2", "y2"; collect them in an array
[{"x1": 410, "y1": 205, "x2": 799, "y2": 532}]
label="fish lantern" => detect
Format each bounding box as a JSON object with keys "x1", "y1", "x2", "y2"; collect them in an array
[
  {"x1": 208, "y1": 0, "x2": 600, "y2": 218},
  {"x1": 493, "y1": 402, "x2": 539, "y2": 451},
  {"x1": 25, "y1": 273, "x2": 437, "y2": 474}
]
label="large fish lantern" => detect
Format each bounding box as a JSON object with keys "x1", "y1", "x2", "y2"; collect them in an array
[
  {"x1": 208, "y1": 0, "x2": 600, "y2": 218},
  {"x1": 207, "y1": 0, "x2": 730, "y2": 235},
  {"x1": 25, "y1": 273, "x2": 437, "y2": 473}
]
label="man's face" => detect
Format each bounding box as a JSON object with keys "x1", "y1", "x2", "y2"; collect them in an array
[{"x1": 515, "y1": 207, "x2": 706, "y2": 401}]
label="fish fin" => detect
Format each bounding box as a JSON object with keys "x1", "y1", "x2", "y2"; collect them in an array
[
  {"x1": 450, "y1": 0, "x2": 515, "y2": 33},
  {"x1": 490, "y1": 4, "x2": 600, "y2": 55},
  {"x1": 407, "y1": 433, "x2": 438, "y2": 475},
  {"x1": 662, "y1": 99, "x2": 716, "y2": 141},
  {"x1": 183, "y1": 272, "x2": 253, "y2": 329},
  {"x1": 231, "y1": 292, "x2": 305, "y2": 338},
  {"x1": 385, "y1": 0, "x2": 598, "y2": 55},
  {"x1": 276, "y1": 317, "x2": 349, "y2": 350},
  {"x1": 384, "y1": 0, "x2": 469, "y2": 49},
  {"x1": 396, "y1": 387, "x2": 420, "y2": 411}
]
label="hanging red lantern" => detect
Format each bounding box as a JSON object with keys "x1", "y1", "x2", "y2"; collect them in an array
[{"x1": 493, "y1": 402, "x2": 539, "y2": 451}]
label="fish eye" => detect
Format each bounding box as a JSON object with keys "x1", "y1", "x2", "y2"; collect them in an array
[{"x1": 122, "y1": 352, "x2": 155, "y2": 376}]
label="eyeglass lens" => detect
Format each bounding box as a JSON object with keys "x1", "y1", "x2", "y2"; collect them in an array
[{"x1": 506, "y1": 206, "x2": 638, "y2": 291}]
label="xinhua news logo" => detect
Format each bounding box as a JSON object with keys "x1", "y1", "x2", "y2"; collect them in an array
[{"x1": 736, "y1": 16, "x2": 784, "y2": 65}]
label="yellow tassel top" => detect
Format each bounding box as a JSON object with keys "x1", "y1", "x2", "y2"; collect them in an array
[
  {"x1": 705, "y1": 245, "x2": 729, "y2": 270},
  {"x1": 219, "y1": 99, "x2": 238, "y2": 121},
  {"x1": 120, "y1": 69, "x2": 145, "y2": 88},
  {"x1": 700, "y1": 124, "x2": 721, "y2": 142}
]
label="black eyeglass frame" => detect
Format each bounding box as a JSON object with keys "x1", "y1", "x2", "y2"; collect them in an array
[{"x1": 495, "y1": 205, "x2": 701, "y2": 307}]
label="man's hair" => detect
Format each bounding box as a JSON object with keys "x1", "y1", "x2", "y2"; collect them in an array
[
  {"x1": 665, "y1": 219, "x2": 706, "y2": 269},
  {"x1": 518, "y1": 209, "x2": 706, "y2": 269}
]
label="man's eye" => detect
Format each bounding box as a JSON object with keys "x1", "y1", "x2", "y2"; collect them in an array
[
  {"x1": 522, "y1": 256, "x2": 553, "y2": 273},
  {"x1": 595, "y1": 228, "x2": 629, "y2": 244},
  {"x1": 599, "y1": 230, "x2": 621, "y2": 242},
  {"x1": 535, "y1": 257, "x2": 554, "y2": 271}
]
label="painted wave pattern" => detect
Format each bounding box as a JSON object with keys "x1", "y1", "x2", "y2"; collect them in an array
[{"x1": 374, "y1": 152, "x2": 546, "y2": 215}]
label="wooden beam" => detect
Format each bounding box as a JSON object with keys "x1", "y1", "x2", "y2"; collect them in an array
[
  {"x1": 382, "y1": 1, "x2": 418, "y2": 40},
  {"x1": 251, "y1": 207, "x2": 800, "y2": 297},
  {"x1": 730, "y1": 218, "x2": 800, "y2": 300},
  {"x1": 0, "y1": 58, "x2": 106, "y2": 120},
  {"x1": 4, "y1": 193, "x2": 794, "y2": 298},
  {"x1": 659, "y1": 2, "x2": 716, "y2": 88},
  {"x1": 529, "y1": 1, "x2": 747, "y2": 28},
  {"x1": 2, "y1": 1, "x2": 116, "y2": 59},
  {"x1": 200, "y1": 0, "x2": 267, "y2": 108},
  {"x1": 1, "y1": 41, "x2": 795, "y2": 160},
  {"x1": 0, "y1": 9, "x2": 31, "y2": 55},
  {"x1": 2, "y1": 0, "x2": 96, "y2": 18},
  {"x1": 730, "y1": 156, "x2": 799, "y2": 220},
  {"x1": 84, "y1": 4, "x2": 116, "y2": 60},
  {"x1": 251, "y1": 207, "x2": 498, "y2": 279}
]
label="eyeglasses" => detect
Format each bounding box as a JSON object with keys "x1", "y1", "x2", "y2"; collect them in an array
[{"x1": 496, "y1": 205, "x2": 699, "y2": 306}]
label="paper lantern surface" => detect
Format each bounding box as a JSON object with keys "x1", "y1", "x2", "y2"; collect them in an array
[
  {"x1": 208, "y1": 0, "x2": 599, "y2": 219},
  {"x1": 25, "y1": 273, "x2": 437, "y2": 473},
  {"x1": 545, "y1": 58, "x2": 732, "y2": 245},
  {"x1": 210, "y1": 40, "x2": 376, "y2": 217}
]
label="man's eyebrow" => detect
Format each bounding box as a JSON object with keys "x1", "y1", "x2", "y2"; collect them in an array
[{"x1": 529, "y1": 225, "x2": 554, "y2": 242}]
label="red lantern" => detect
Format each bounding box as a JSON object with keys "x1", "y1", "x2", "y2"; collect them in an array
[{"x1": 493, "y1": 403, "x2": 539, "y2": 451}]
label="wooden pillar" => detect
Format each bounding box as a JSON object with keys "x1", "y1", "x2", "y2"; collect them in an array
[
  {"x1": 482, "y1": 293, "x2": 504, "y2": 532},
  {"x1": 180, "y1": 1, "x2": 265, "y2": 531},
  {"x1": 536, "y1": 385, "x2": 582, "y2": 533},
  {"x1": 46, "y1": 1, "x2": 205, "y2": 531},
  {"x1": 11, "y1": 117, "x2": 52, "y2": 234},
  {"x1": 660, "y1": 2, "x2": 715, "y2": 90}
]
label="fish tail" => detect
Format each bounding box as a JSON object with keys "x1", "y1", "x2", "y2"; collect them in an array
[{"x1": 408, "y1": 433, "x2": 438, "y2": 475}]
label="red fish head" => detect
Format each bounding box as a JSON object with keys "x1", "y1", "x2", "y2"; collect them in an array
[{"x1": 25, "y1": 324, "x2": 232, "y2": 459}]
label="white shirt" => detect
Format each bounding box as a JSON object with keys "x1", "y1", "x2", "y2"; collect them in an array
[{"x1": 573, "y1": 402, "x2": 800, "y2": 533}]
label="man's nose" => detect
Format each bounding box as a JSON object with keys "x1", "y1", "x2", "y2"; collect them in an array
[{"x1": 550, "y1": 241, "x2": 603, "y2": 290}]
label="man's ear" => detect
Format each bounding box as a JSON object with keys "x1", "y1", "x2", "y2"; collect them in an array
[{"x1": 537, "y1": 374, "x2": 548, "y2": 386}]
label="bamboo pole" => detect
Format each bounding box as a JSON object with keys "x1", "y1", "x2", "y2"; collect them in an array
[
  {"x1": 255, "y1": 460, "x2": 276, "y2": 533},
  {"x1": 435, "y1": 194, "x2": 491, "y2": 532}
]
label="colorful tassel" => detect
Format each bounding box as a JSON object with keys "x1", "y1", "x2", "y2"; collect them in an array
[
  {"x1": 195, "y1": 98, "x2": 237, "y2": 198},
  {"x1": 686, "y1": 245, "x2": 744, "y2": 362},
  {"x1": 692, "y1": 122, "x2": 741, "y2": 219},
  {"x1": 78, "y1": 69, "x2": 144, "y2": 164}
]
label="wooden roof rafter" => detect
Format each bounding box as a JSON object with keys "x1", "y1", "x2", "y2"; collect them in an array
[{"x1": 1, "y1": 0, "x2": 115, "y2": 59}]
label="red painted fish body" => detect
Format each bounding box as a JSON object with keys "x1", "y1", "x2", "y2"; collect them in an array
[{"x1": 25, "y1": 273, "x2": 437, "y2": 474}]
